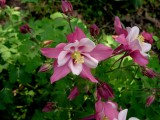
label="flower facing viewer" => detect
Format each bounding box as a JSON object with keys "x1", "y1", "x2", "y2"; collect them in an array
[{"x1": 41, "y1": 27, "x2": 113, "y2": 83}]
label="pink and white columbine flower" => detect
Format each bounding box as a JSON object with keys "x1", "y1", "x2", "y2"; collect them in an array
[
  {"x1": 114, "y1": 16, "x2": 151, "y2": 66},
  {"x1": 95, "y1": 100, "x2": 139, "y2": 120},
  {"x1": 41, "y1": 27, "x2": 113, "y2": 83}
]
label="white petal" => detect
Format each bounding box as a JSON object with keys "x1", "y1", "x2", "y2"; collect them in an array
[
  {"x1": 128, "y1": 117, "x2": 140, "y2": 120},
  {"x1": 78, "y1": 38, "x2": 96, "y2": 52},
  {"x1": 58, "y1": 51, "x2": 70, "y2": 67},
  {"x1": 83, "y1": 53, "x2": 98, "y2": 68},
  {"x1": 140, "y1": 42, "x2": 151, "y2": 52},
  {"x1": 126, "y1": 26, "x2": 139, "y2": 42},
  {"x1": 126, "y1": 27, "x2": 131, "y2": 33},
  {"x1": 118, "y1": 109, "x2": 128, "y2": 120},
  {"x1": 68, "y1": 59, "x2": 82, "y2": 75},
  {"x1": 64, "y1": 40, "x2": 79, "y2": 51}
]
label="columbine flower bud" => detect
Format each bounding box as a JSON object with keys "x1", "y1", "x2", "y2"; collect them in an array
[
  {"x1": 42, "y1": 102, "x2": 55, "y2": 112},
  {"x1": 38, "y1": 63, "x2": 52, "y2": 72},
  {"x1": 146, "y1": 95, "x2": 155, "y2": 107},
  {"x1": 43, "y1": 40, "x2": 53, "y2": 46},
  {"x1": 89, "y1": 24, "x2": 100, "y2": 37},
  {"x1": 19, "y1": 24, "x2": 31, "y2": 34},
  {"x1": 142, "y1": 67, "x2": 156, "y2": 78},
  {"x1": 141, "y1": 31, "x2": 153, "y2": 44},
  {"x1": 67, "y1": 86, "x2": 79, "y2": 101},
  {"x1": 0, "y1": 0, "x2": 6, "y2": 7},
  {"x1": 61, "y1": 0, "x2": 73, "y2": 15},
  {"x1": 97, "y1": 82, "x2": 114, "y2": 100}
]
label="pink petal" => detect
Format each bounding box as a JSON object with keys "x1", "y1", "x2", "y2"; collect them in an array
[
  {"x1": 58, "y1": 51, "x2": 71, "y2": 67},
  {"x1": 118, "y1": 109, "x2": 128, "y2": 120},
  {"x1": 126, "y1": 26, "x2": 139, "y2": 42},
  {"x1": 68, "y1": 59, "x2": 82, "y2": 75},
  {"x1": 41, "y1": 43, "x2": 66, "y2": 58},
  {"x1": 67, "y1": 86, "x2": 79, "y2": 100},
  {"x1": 67, "y1": 27, "x2": 86, "y2": 43},
  {"x1": 114, "y1": 16, "x2": 128, "y2": 36},
  {"x1": 130, "y1": 50, "x2": 148, "y2": 66},
  {"x1": 78, "y1": 38, "x2": 96, "y2": 52},
  {"x1": 89, "y1": 44, "x2": 113, "y2": 61},
  {"x1": 104, "y1": 102, "x2": 119, "y2": 119},
  {"x1": 83, "y1": 53, "x2": 98, "y2": 68},
  {"x1": 115, "y1": 34, "x2": 128, "y2": 45},
  {"x1": 80, "y1": 65, "x2": 98, "y2": 83},
  {"x1": 50, "y1": 61, "x2": 70, "y2": 83}
]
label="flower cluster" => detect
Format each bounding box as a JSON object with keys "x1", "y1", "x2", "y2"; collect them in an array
[{"x1": 36, "y1": 0, "x2": 157, "y2": 120}]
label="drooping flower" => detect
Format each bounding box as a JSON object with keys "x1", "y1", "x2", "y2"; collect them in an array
[
  {"x1": 61, "y1": 0, "x2": 73, "y2": 15},
  {"x1": 38, "y1": 63, "x2": 52, "y2": 72},
  {"x1": 19, "y1": 24, "x2": 31, "y2": 34},
  {"x1": 90, "y1": 24, "x2": 100, "y2": 37},
  {"x1": 145, "y1": 95, "x2": 155, "y2": 107},
  {"x1": 41, "y1": 27, "x2": 113, "y2": 83},
  {"x1": 0, "y1": 0, "x2": 6, "y2": 7},
  {"x1": 67, "y1": 86, "x2": 79, "y2": 100},
  {"x1": 42, "y1": 102, "x2": 55, "y2": 112},
  {"x1": 142, "y1": 67, "x2": 157, "y2": 78},
  {"x1": 141, "y1": 31, "x2": 153, "y2": 44},
  {"x1": 114, "y1": 16, "x2": 152, "y2": 66},
  {"x1": 97, "y1": 82, "x2": 114, "y2": 100}
]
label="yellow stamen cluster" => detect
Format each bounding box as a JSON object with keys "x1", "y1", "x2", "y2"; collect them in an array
[
  {"x1": 103, "y1": 116, "x2": 109, "y2": 120},
  {"x1": 71, "y1": 51, "x2": 84, "y2": 64},
  {"x1": 138, "y1": 35, "x2": 144, "y2": 42}
]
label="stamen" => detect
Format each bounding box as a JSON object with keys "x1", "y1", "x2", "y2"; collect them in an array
[
  {"x1": 138, "y1": 35, "x2": 144, "y2": 42},
  {"x1": 71, "y1": 51, "x2": 84, "y2": 64},
  {"x1": 102, "y1": 116, "x2": 109, "y2": 120}
]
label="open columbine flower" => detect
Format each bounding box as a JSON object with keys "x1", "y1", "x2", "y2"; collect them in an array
[
  {"x1": 114, "y1": 16, "x2": 151, "y2": 66},
  {"x1": 41, "y1": 27, "x2": 113, "y2": 83}
]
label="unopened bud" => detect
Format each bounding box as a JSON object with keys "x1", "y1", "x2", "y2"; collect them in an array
[
  {"x1": 0, "y1": 0, "x2": 6, "y2": 7},
  {"x1": 42, "y1": 102, "x2": 55, "y2": 112},
  {"x1": 68, "y1": 86, "x2": 79, "y2": 101},
  {"x1": 141, "y1": 31, "x2": 153, "y2": 44},
  {"x1": 61, "y1": 0, "x2": 73, "y2": 15},
  {"x1": 142, "y1": 67, "x2": 156, "y2": 78},
  {"x1": 38, "y1": 63, "x2": 52, "y2": 72},
  {"x1": 97, "y1": 82, "x2": 114, "y2": 100},
  {"x1": 90, "y1": 24, "x2": 100, "y2": 37},
  {"x1": 146, "y1": 95, "x2": 155, "y2": 107},
  {"x1": 43, "y1": 40, "x2": 53, "y2": 46},
  {"x1": 19, "y1": 24, "x2": 31, "y2": 34}
]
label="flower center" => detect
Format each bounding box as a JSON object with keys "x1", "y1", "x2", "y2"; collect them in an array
[
  {"x1": 102, "y1": 116, "x2": 109, "y2": 120},
  {"x1": 138, "y1": 35, "x2": 144, "y2": 42},
  {"x1": 71, "y1": 51, "x2": 84, "y2": 64}
]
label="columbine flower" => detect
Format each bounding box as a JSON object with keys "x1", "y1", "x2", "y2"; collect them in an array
[
  {"x1": 95, "y1": 100, "x2": 139, "y2": 120},
  {"x1": 114, "y1": 16, "x2": 152, "y2": 66},
  {"x1": 19, "y1": 24, "x2": 31, "y2": 34},
  {"x1": 41, "y1": 27, "x2": 113, "y2": 83},
  {"x1": 0, "y1": 0, "x2": 6, "y2": 7},
  {"x1": 97, "y1": 82, "x2": 114, "y2": 100},
  {"x1": 67, "y1": 86, "x2": 79, "y2": 100},
  {"x1": 146, "y1": 95, "x2": 155, "y2": 107},
  {"x1": 90, "y1": 24, "x2": 100, "y2": 37},
  {"x1": 61, "y1": 0, "x2": 73, "y2": 15}
]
